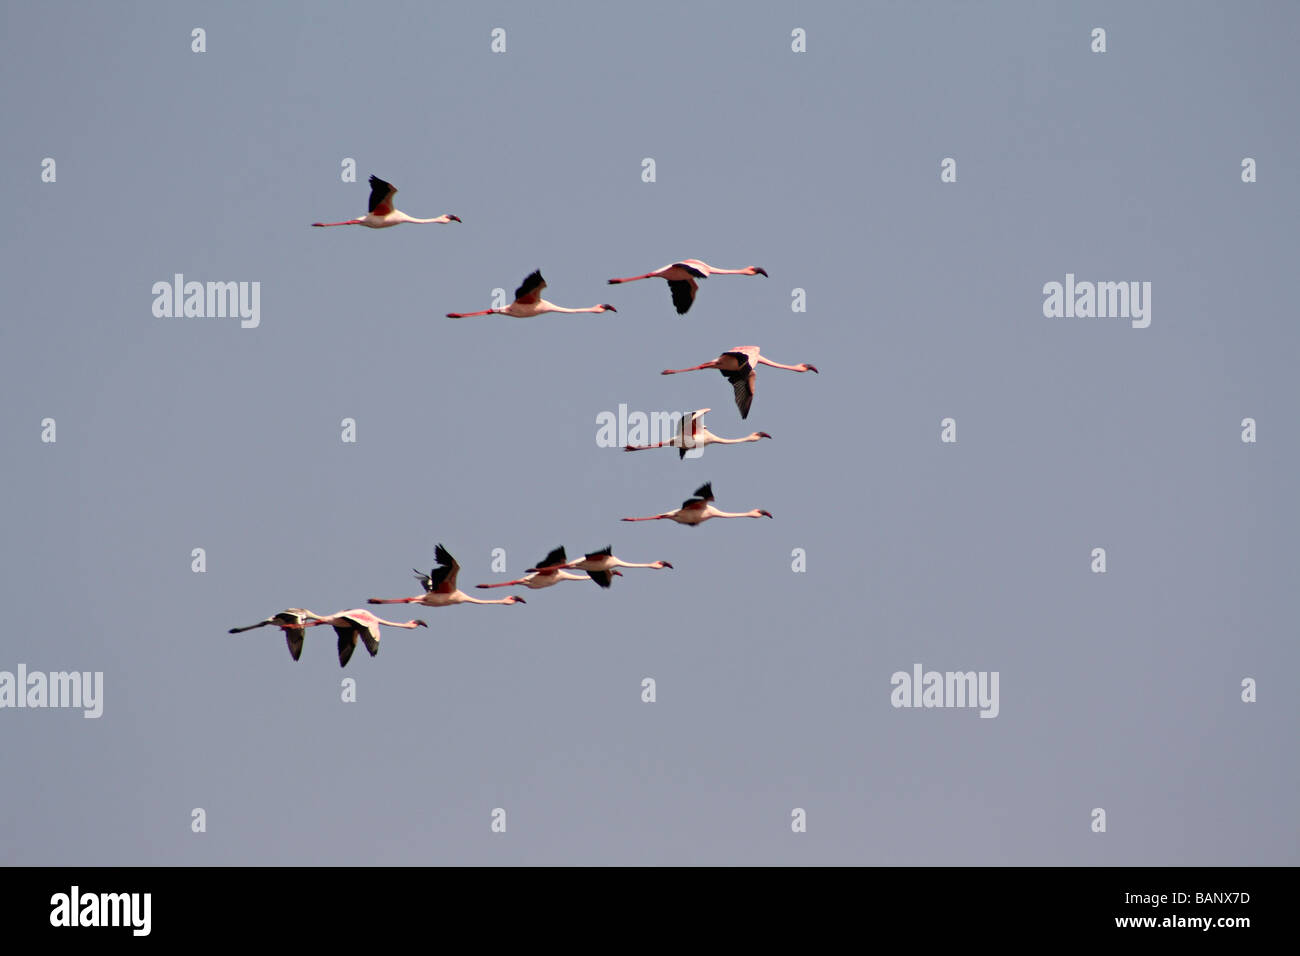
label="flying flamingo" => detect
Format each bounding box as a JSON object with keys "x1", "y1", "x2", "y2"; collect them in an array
[
  {"x1": 606, "y1": 259, "x2": 767, "y2": 314},
  {"x1": 661, "y1": 345, "x2": 818, "y2": 419},
  {"x1": 621, "y1": 482, "x2": 772, "y2": 526},
  {"x1": 529, "y1": 546, "x2": 673, "y2": 588},
  {"x1": 228, "y1": 608, "x2": 322, "y2": 661},
  {"x1": 447, "y1": 270, "x2": 616, "y2": 319},
  {"x1": 476, "y1": 546, "x2": 618, "y2": 590},
  {"x1": 312, "y1": 175, "x2": 461, "y2": 229},
  {"x1": 298, "y1": 608, "x2": 428, "y2": 668},
  {"x1": 623, "y1": 408, "x2": 771, "y2": 459},
  {"x1": 369, "y1": 544, "x2": 526, "y2": 607}
]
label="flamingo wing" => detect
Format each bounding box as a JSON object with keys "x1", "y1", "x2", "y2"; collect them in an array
[
  {"x1": 667, "y1": 278, "x2": 698, "y2": 314},
  {"x1": 718, "y1": 353, "x2": 755, "y2": 419},
  {"x1": 672, "y1": 261, "x2": 709, "y2": 279},
  {"x1": 588, "y1": 570, "x2": 615, "y2": 589},
  {"x1": 534, "y1": 545, "x2": 567, "y2": 572},
  {"x1": 585, "y1": 545, "x2": 614, "y2": 560},
  {"x1": 421, "y1": 543, "x2": 460, "y2": 593},
  {"x1": 334, "y1": 626, "x2": 358, "y2": 667},
  {"x1": 514, "y1": 270, "x2": 547, "y2": 305},
  {"x1": 368, "y1": 176, "x2": 397, "y2": 215},
  {"x1": 283, "y1": 626, "x2": 306, "y2": 661},
  {"x1": 359, "y1": 623, "x2": 381, "y2": 658}
]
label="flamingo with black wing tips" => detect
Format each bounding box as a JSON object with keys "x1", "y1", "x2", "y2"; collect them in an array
[
  {"x1": 476, "y1": 546, "x2": 620, "y2": 590},
  {"x1": 312, "y1": 175, "x2": 461, "y2": 229},
  {"x1": 298, "y1": 608, "x2": 428, "y2": 668},
  {"x1": 228, "y1": 608, "x2": 323, "y2": 662},
  {"x1": 623, "y1": 408, "x2": 771, "y2": 458},
  {"x1": 661, "y1": 346, "x2": 818, "y2": 419},
  {"x1": 529, "y1": 547, "x2": 673, "y2": 589},
  {"x1": 447, "y1": 270, "x2": 616, "y2": 318},
  {"x1": 621, "y1": 482, "x2": 772, "y2": 526},
  {"x1": 607, "y1": 259, "x2": 767, "y2": 314},
  {"x1": 369, "y1": 544, "x2": 526, "y2": 607}
]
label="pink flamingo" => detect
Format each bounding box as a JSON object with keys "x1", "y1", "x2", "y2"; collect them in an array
[
  {"x1": 607, "y1": 259, "x2": 767, "y2": 314},
  {"x1": 369, "y1": 544, "x2": 526, "y2": 607},
  {"x1": 300, "y1": 608, "x2": 428, "y2": 668},
  {"x1": 228, "y1": 608, "x2": 323, "y2": 662},
  {"x1": 623, "y1": 408, "x2": 771, "y2": 459},
  {"x1": 312, "y1": 175, "x2": 461, "y2": 229},
  {"x1": 621, "y1": 482, "x2": 772, "y2": 526},
  {"x1": 529, "y1": 546, "x2": 673, "y2": 588},
  {"x1": 661, "y1": 346, "x2": 818, "y2": 419},
  {"x1": 447, "y1": 270, "x2": 616, "y2": 318}
]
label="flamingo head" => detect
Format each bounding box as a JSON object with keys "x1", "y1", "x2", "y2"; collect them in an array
[
  {"x1": 758, "y1": 509, "x2": 774, "y2": 518},
  {"x1": 802, "y1": 364, "x2": 819, "y2": 374},
  {"x1": 599, "y1": 304, "x2": 618, "y2": 312},
  {"x1": 507, "y1": 595, "x2": 526, "y2": 604},
  {"x1": 751, "y1": 267, "x2": 768, "y2": 277},
  {"x1": 447, "y1": 215, "x2": 462, "y2": 223},
  {"x1": 414, "y1": 620, "x2": 429, "y2": 628},
  {"x1": 658, "y1": 561, "x2": 674, "y2": 569}
]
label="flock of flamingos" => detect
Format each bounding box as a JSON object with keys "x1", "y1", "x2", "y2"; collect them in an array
[{"x1": 229, "y1": 176, "x2": 819, "y2": 667}]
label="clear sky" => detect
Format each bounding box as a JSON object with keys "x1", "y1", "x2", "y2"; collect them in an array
[{"x1": 2, "y1": 0, "x2": 1297, "y2": 865}]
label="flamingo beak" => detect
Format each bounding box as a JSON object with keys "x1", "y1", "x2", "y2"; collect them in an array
[
  {"x1": 754, "y1": 267, "x2": 768, "y2": 277},
  {"x1": 662, "y1": 562, "x2": 674, "y2": 569},
  {"x1": 448, "y1": 215, "x2": 462, "y2": 223},
  {"x1": 603, "y1": 304, "x2": 618, "y2": 312},
  {"x1": 807, "y1": 365, "x2": 819, "y2": 374},
  {"x1": 760, "y1": 510, "x2": 774, "y2": 518},
  {"x1": 417, "y1": 620, "x2": 429, "y2": 627},
  {"x1": 758, "y1": 432, "x2": 772, "y2": 439},
  {"x1": 515, "y1": 596, "x2": 527, "y2": 604}
]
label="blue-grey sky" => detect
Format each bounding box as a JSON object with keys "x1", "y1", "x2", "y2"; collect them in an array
[{"x1": 2, "y1": 0, "x2": 1297, "y2": 865}]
